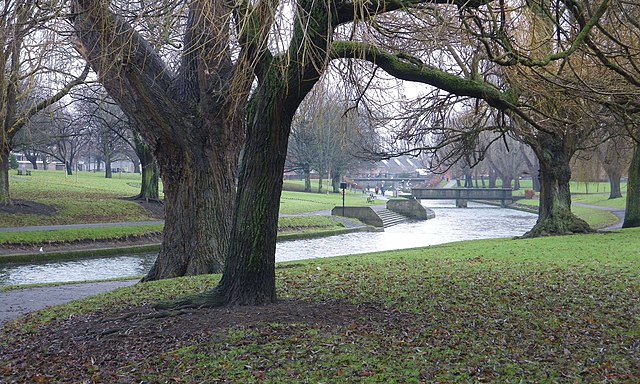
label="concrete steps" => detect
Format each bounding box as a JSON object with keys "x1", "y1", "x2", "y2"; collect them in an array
[{"x1": 376, "y1": 209, "x2": 410, "y2": 227}]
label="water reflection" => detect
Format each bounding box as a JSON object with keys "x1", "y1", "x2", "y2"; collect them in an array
[
  {"x1": 0, "y1": 201, "x2": 536, "y2": 285},
  {"x1": 0, "y1": 255, "x2": 156, "y2": 286}
]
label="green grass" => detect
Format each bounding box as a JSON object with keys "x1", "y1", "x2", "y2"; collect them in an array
[
  {"x1": 0, "y1": 218, "x2": 341, "y2": 245},
  {"x1": 0, "y1": 225, "x2": 163, "y2": 245},
  {"x1": 2, "y1": 172, "x2": 373, "y2": 247},
  {"x1": 3, "y1": 171, "x2": 630, "y2": 245},
  {"x1": 4, "y1": 229, "x2": 639, "y2": 382},
  {"x1": 572, "y1": 193, "x2": 626, "y2": 209},
  {"x1": 6, "y1": 170, "x2": 159, "y2": 226}
]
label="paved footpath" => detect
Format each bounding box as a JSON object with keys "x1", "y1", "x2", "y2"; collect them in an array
[{"x1": 1, "y1": 280, "x2": 138, "y2": 327}]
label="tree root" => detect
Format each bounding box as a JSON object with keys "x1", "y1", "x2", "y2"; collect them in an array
[
  {"x1": 520, "y1": 215, "x2": 594, "y2": 238},
  {"x1": 153, "y1": 289, "x2": 225, "y2": 311}
]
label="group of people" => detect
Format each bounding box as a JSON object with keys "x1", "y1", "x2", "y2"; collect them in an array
[{"x1": 365, "y1": 184, "x2": 386, "y2": 196}]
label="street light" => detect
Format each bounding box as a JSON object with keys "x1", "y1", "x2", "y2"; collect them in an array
[{"x1": 340, "y1": 182, "x2": 347, "y2": 216}]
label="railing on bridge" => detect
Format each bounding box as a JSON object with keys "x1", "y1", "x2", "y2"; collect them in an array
[{"x1": 411, "y1": 188, "x2": 513, "y2": 208}]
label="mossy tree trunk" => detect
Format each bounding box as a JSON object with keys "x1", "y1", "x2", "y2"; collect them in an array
[
  {"x1": 623, "y1": 143, "x2": 640, "y2": 228},
  {"x1": 523, "y1": 134, "x2": 592, "y2": 237},
  {"x1": 211, "y1": 0, "x2": 333, "y2": 304},
  {"x1": 143, "y1": 137, "x2": 235, "y2": 279},
  {"x1": 0, "y1": 146, "x2": 10, "y2": 205},
  {"x1": 133, "y1": 133, "x2": 159, "y2": 200}
]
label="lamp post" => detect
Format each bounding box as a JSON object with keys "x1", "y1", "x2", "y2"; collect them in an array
[{"x1": 340, "y1": 181, "x2": 347, "y2": 216}]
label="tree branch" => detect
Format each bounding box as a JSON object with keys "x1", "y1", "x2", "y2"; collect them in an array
[
  {"x1": 9, "y1": 65, "x2": 91, "y2": 135},
  {"x1": 330, "y1": 41, "x2": 518, "y2": 111}
]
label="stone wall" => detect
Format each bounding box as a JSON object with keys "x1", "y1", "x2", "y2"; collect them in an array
[
  {"x1": 331, "y1": 207, "x2": 384, "y2": 227},
  {"x1": 386, "y1": 198, "x2": 435, "y2": 220}
]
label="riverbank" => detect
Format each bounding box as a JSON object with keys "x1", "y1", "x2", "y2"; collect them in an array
[{"x1": 2, "y1": 229, "x2": 638, "y2": 382}]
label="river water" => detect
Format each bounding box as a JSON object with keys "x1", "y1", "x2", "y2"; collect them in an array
[{"x1": 0, "y1": 201, "x2": 537, "y2": 286}]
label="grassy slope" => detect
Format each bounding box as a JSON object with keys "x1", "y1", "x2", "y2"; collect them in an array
[
  {"x1": 4, "y1": 229, "x2": 638, "y2": 382},
  {"x1": 6, "y1": 170, "x2": 159, "y2": 226}
]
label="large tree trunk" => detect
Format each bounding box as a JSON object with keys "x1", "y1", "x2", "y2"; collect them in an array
[
  {"x1": 523, "y1": 143, "x2": 592, "y2": 237},
  {"x1": 131, "y1": 156, "x2": 141, "y2": 174},
  {"x1": 609, "y1": 174, "x2": 623, "y2": 200},
  {"x1": 139, "y1": 154, "x2": 159, "y2": 201},
  {"x1": 143, "y1": 146, "x2": 235, "y2": 280},
  {"x1": 622, "y1": 143, "x2": 640, "y2": 228},
  {"x1": 65, "y1": 161, "x2": 73, "y2": 175},
  {"x1": 72, "y1": 0, "x2": 245, "y2": 280},
  {"x1": 212, "y1": 89, "x2": 294, "y2": 306}
]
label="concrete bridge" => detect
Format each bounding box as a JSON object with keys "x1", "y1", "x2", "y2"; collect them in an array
[
  {"x1": 351, "y1": 178, "x2": 432, "y2": 183},
  {"x1": 411, "y1": 188, "x2": 513, "y2": 208}
]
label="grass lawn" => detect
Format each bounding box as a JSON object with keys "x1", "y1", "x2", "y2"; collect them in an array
[
  {"x1": 2, "y1": 229, "x2": 638, "y2": 382},
  {"x1": 5, "y1": 170, "x2": 160, "y2": 226},
  {"x1": 516, "y1": 198, "x2": 620, "y2": 229}
]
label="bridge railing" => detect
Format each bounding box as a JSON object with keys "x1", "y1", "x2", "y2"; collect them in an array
[{"x1": 411, "y1": 188, "x2": 513, "y2": 207}]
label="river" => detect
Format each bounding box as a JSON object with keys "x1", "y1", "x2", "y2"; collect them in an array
[{"x1": 0, "y1": 201, "x2": 537, "y2": 286}]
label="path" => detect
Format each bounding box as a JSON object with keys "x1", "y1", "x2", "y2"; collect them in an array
[
  {"x1": 1, "y1": 280, "x2": 137, "y2": 327},
  {"x1": 572, "y1": 202, "x2": 626, "y2": 231}
]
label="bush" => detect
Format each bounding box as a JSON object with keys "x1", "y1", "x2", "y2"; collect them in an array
[{"x1": 9, "y1": 154, "x2": 19, "y2": 170}]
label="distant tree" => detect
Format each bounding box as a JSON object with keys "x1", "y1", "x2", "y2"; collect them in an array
[
  {"x1": 571, "y1": 152, "x2": 603, "y2": 194},
  {"x1": 38, "y1": 109, "x2": 87, "y2": 175},
  {"x1": 287, "y1": 86, "x2": 374, "y2": 193},
  {"x1": 597, "y1": 135, "x2": 632, "y2": 199}
]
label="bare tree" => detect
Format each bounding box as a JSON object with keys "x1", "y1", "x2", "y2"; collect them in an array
[
  {"x1": 0, "y1": 0, "x2": 88, "y2": 204},
  {"x1": 38, "y1": 108, "x2": 87, "y2": 175}
]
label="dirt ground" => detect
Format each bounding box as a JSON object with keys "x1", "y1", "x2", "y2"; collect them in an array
[
  {"x1": 0, "y1": 199, "x2": 58, "y2": 216},
  {"x1": 0, "y1": 300, "x2": 391, "y2": 382}
]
